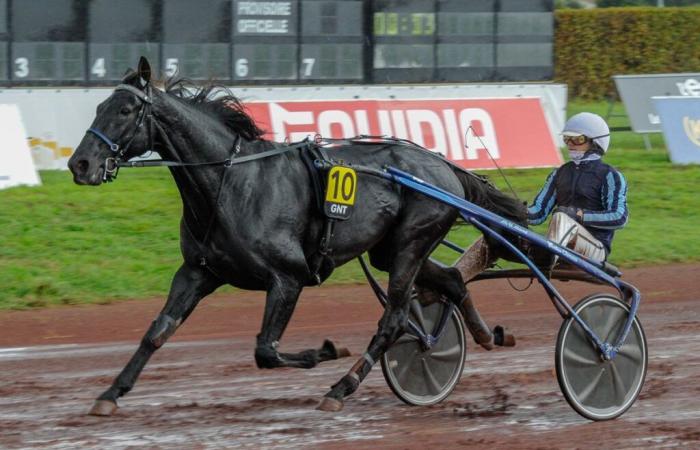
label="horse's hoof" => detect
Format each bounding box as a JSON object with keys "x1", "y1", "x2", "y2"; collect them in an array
[
  {"x1": 320, "y1": 340, "x2": 351, "y2": 360},
  {"x1": 493, "y1": 325, "x2": 516, "y2": 347},
  {"x1": 316, "y1": 397, "x2": 344, "y2": 412},
  {"x1": 336, "y1": 347, "x2": 351, "y2": 358},
  {"x1": 88, "y1": 400, "x2": 118, "y2": 416}
]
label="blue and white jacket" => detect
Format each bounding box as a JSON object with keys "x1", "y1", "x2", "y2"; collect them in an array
[{"x1": 527, "y1": 159, "x2": 628, "y2": 255}]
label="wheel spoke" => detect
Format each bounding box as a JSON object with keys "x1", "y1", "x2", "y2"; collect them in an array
[
  {"x1": 616, "y1": 340, "x2": 643, "y2": 363},
  {"x1": 576, "y1": 367, "x2": 606, "y2": 403},
  {"x1": 395, "y1": 348, "x2": 419, "y2": 385},
  {"x1": 564, "y1": 346, "x2": 599, "y2": 367},
  {"x1": 410, "y1": 299, "x2": 428, "y2": 333},
  {"x1": 602, "y1": 308, "x2": 625, "y2": 342},
  {"x1": 421, "y1": 358, "x2": 443, "y2": 395},
  {"x1": 609, "y1": 362, "x2": 628, "y2": 404},
  {"x1": 599, "y1": 305, "x2": 618, "y2": 333},
  {"x1": 393, "y1": 332, "x2": 420, "y2": 346},
  {"x1": 430, "y1": 344, "x2": 462, "y2": 362}
]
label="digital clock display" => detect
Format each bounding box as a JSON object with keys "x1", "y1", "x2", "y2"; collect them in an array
[
  {"x1": 371, "y1": 0, "x2": 435, "y2": 82},
  {"x1": 373, "y1": 12, "x2": 435, "y2": 37}
]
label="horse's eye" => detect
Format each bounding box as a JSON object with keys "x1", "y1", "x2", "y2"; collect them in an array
[{"x1": 120, "y1": 107, "x2": 131, "y2": 115}]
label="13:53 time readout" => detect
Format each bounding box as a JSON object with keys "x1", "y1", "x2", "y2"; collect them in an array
[{"x1": 373, "y1": 12, "x2": 435, "y2": 36}]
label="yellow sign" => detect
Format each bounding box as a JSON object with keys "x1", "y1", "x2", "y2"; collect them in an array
[
  {"x1": 683, "y1": 117, "x2": 700, "y2": 146},
  {"x1": 325, "y1": 166, "x2": 357, "y2": 206}
]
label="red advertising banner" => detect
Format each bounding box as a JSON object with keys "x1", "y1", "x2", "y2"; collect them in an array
[{"x1": 245, "y1": 98, "x2": 561, "y2": 170}]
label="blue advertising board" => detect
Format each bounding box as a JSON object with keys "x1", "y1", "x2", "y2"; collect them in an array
[{"x1": 653, "y1": 96, "x2": 700, "y2": 164}]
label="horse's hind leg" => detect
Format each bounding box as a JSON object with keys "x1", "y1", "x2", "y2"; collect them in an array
[
  {"x1": 254, "y1": 273, "x2": 350, "y2": 369},
  {"x1": 415, "y1": 259, "x2": 496, "y2": 349},
  {"x1": 89, "y1": 263, "x2": 220, "y2": 416}
]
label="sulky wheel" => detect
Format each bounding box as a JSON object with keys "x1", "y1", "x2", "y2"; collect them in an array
[
  {"x1": 555, "y1": 293, "x2": 647, "y2": 421},
  {"x1": 381, "y1": 292, "x2": 467, "y2": 406}
]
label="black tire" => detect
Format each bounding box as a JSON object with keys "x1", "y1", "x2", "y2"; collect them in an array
[
  {"x1": 555, "y1": 293, "x2": 647, "y2": 421},
  {"x1": 381, "y1": 294, "x2": 467, "y2": 406}
]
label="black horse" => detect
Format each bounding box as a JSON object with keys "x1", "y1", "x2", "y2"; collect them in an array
[{"x1": 68, "y1": 58, "x2": 526, "y2": 415}]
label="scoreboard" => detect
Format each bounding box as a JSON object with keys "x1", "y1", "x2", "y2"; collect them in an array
[
  {"x1": 88, "y1": 0, "x2": 159, "y2": 83},
  {"x1": 10, "y1": 0, "x2": 86, "y2": 83},
  {"x1": 0, "y1": 0, "x2": 7, "y2": 81},
  {"x1": 232, "y1": 0, "x2": 299, "y2": 81},
  {"x1": 299, "y1": 0, "x2": 365, "y2": 81},
  {"x1": 0, "y1": 0, "x2": 553, "y2": 86},
  {"x1": 232, "y1": 0, "x2": 365, "y2": 82},
  {"x1": 163, "y1": 0, "x2": 231, "y2": 80},
  {"x1": 372, "y1": 0, "x2": 435, "y2": 83}
]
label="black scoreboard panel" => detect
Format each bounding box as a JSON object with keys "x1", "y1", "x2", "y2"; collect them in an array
[
  {"x1": 87, "y1": 0, "x2": 159, "y2": 83},
  {"x1": 0, "y1": 0, "x2": 5, "y2": 38},
  {"x1": 0, "y1": 42, "x2": 7, "y2": 82},
  {"x1": 10, "y1": 0, "x2": 85, "y2": 83},
  {"x1": 496, "y1": 0, "x2": 553, "y2": 80},
  {"x1": 232, "y1": 0, "x2": 299, "y2": 81},
  {"x1": 436, "y1": 0, "x2": 495, "y2": 82},
  {"x1": 372, "y1": 0, "x2": 435, "y2": 83},
  {"x1": 162, "y1": 0, "x2": 231, "y2": 80},
  {"x1": 299, "y1": 0, "x2": 365, "y2": 81},
  {"x1": 1, "y1": 0, "x2": 555, "y2": 86},
  {"x1": 0, "y1": 0, "x2": 6, "y2": 81}
]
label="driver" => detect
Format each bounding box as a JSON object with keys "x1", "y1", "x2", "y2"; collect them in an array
[
  {"x1": 453, "y1": 112, "x2": 629, "y2": 313},
  {"x1": 420, "y1": 112, "x2": 628, "y2": 351},
  {"x1": 526, "y1": 112, "x2": 628, "y2": 265}
]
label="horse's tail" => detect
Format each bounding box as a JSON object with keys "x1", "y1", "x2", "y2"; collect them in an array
[{"x1": 452, "y1": 169, "x2": 528, "y2": 226}]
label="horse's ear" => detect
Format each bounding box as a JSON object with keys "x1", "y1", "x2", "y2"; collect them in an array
[
  {"x1": 137, "y1": 57, "x2": 152, "y2": 86},
  {"x1": 121, "y1": 68, "x2": 138, "y2": 85}
]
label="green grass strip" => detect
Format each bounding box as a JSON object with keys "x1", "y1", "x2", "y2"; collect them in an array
[{"x1": 1, "y1": 100, "x2": 698, "y2": 309}]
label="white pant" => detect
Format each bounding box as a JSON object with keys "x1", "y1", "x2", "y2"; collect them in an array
[{"x1": 547, "y1": 212, "x2": 607, "y2": 262}]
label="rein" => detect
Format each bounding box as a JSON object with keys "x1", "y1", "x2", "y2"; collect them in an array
[
  {"x1": 316, "y1": 134, "x2": 496, "y2": 189},
  {"x1": 85, "y1": 83, "x2": 313, "y2": 182}
]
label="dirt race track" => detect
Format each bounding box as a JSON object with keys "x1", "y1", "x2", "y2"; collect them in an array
[{"x1": 1, "y1": 263, "x2": 699, "y2": 449}]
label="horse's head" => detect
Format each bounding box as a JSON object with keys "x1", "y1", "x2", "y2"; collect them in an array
[{"x1": 69, "y1": 57, "x2": 155, "y2": 185}]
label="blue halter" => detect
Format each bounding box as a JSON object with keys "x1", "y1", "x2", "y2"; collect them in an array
[{"x1": 85, "y1": 84, "x2": 153, "y2": 181}]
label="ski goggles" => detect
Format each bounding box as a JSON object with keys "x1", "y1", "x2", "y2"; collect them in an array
[{"x1": 563, "y1": 135, "x2": 589, "y2": 146}]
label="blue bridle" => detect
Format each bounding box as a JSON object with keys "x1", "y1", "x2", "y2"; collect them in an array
[{"x1": 86, "y1": 83, "x2": 153, "y2": 181}]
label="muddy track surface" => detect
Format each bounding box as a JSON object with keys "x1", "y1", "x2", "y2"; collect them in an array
[{"x1": 1, "y1": 264, "x2": 699, "y2": 449}]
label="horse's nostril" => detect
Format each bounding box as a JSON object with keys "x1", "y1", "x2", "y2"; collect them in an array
[{"x1": 76, "y1": 159, "x2": 89, "y2": 175}]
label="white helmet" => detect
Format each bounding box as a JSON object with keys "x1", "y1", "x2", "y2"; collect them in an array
[{"x1": 562, "y1": 112, "x2": 610, "y2": 153}]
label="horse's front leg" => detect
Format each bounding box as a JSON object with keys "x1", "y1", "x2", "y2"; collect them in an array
[
  {"x1": 89, "y1": 263, "x2": 221, "y2": 416},
  {"x1": 254, "y1": 274, "x2": 349, "y2": 369}
]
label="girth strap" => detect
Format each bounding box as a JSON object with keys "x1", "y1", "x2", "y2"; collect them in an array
[
  {"x1": 298, "y1": 144, "x2": 328, "y2": 214},
  {"x1": 296, "y1": 144, "x2": 337, "y2": 285}
]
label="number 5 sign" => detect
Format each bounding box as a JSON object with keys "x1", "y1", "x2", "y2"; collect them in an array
[{"x1": 324, "y1": 166, "x2": 357, "y2": 220}]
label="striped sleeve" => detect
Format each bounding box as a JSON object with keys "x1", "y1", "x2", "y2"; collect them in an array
[
  {"x1": 582, "y1": 169, "x2": 628, "y2": 229},
  {"x1": 527, "y1": 169, "x2": 558, "y2": 226}
]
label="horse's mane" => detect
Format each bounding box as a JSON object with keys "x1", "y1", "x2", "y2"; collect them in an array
[{"x1": 164, "y1": 79, "x2": 266, "y2": 141}]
